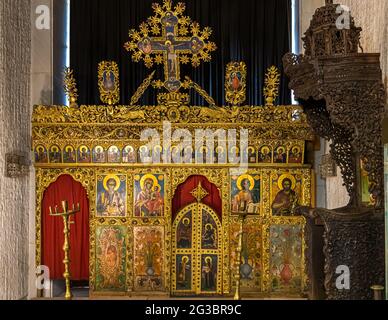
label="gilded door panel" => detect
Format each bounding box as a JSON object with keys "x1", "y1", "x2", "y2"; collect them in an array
[{"x1": 172, "y1": 203, "x2": 222, "y2": 296}]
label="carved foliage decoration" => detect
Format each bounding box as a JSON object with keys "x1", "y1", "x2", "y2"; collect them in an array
[
  {"x1": 263, "y1": 66, "x2": 281, "y2": 107},
  {"x1": 63, "y1": 67, "x2": 79, "y2": 107}
]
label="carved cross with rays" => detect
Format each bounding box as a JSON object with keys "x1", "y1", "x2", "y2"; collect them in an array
[{"x1": 124, "y1": 0, "x2": 216, "y2": 93}]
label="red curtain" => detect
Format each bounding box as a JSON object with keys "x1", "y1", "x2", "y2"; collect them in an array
[
  {"x1": 42, "y1": 175, "x2": 89, "y2": 280},
  {"x1": 172, "y1": 175, "x2": 222, "y2": 221}
]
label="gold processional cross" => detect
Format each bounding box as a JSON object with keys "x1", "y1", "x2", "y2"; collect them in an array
[
  {"x1": 49, "y1": 201, "x2": 80, "y2": 300},
  {"x1": 124, "y1": 0, "x2": 216, "y2": 93}
]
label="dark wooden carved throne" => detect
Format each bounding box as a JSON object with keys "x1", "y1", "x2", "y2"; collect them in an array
[{"x1": 283, "y1": 0, "x2": 386, "y2": 299}]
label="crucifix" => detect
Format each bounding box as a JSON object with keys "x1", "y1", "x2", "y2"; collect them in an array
[
  {"x1": 49, "y1": 200, "x2": 80, "y2": 300},
  {"x1": 137, "y1": 11, "x2": 205, "y2": 92}
]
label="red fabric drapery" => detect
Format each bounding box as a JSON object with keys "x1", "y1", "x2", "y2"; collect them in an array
[
  {"x1": 42, "y1": 175, "x2": 89, "y2": 280},
  {"x1": 172, "y1": 175, "x2": 222, "y2": 221}
]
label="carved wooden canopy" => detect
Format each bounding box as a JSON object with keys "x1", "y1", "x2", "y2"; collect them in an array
[{"x1": 283, "y1": 1, "x2": 386, "y2": 209}]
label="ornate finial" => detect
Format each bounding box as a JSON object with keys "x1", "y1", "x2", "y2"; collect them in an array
[
  {"x1": 124, "y1": 0, "x2": 217, "y2": 93},
  {"x1": 63, "y1": 67, "x2": 79, "y2": 107},
  {"x1": 302, "y1": 1, "x2": 362, "y2": 57},
  {"x1": 263, "y1": 66, "x2": 281, "y2": 107},
  {"x1": 190, "y1": 181, "x2": 208, "y2": 203}
]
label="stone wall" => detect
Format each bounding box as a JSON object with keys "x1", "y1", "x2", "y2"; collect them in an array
[{"x1": 0, "y1": 0, "x2": 31, "y2": 300}]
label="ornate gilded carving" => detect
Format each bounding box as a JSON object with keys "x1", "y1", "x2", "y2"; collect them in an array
[
  {"x1": 225, "y1": 62, "x2": 247, "y2": 106},
  {"x1": 98, "y1": 61, "x2": 120, "y2": 105},
  {"x1": 183, "y1": 76, "x2": 216, "y2": 107},
  {"x1": 63, "y1": 67, "x2": 79, "y2": 107},
  {"x1": 263, "y1": 66, "x2": 281, "y2": 107},
  {"x1": 130, "y1": 71, "x2": 155, "y2": 106},
  {"x1": 33, "y1": 0, "x2": 315, "y2": 299},
  {"x1": 33, "y1": 103, "x2": 309, "y2": 124}
]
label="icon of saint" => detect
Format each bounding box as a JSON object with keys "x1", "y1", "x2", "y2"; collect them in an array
[
  {"x1": 259, "y1": 147, "x2": 272, "y2": 163},
  {"x1": 202, "y1": 257, "x2": 215, "y2": 290},
  {"x1": 202, "y1": 224, "x2": 216, "y2": 248},
  {"x1": 232, "y1": 178, "x2": 253, "y2": 213},
  {"x1": 230, "y1": 72, "x2": 241, "y2": 91},
  {"x1": 289, "y1": 147, "x2": 302, "y2": 163},
  {"x1": 64, "y1": 146, "x2": 76, "y2": 163},
  {"x1": 103, "y1": 71, "x2": 115, "y2": 91},
  {"x1": 135, "y1": 176, "x2": 164, "y2": 217},
  {"x1": 178, "y1": 218, "x2": 191, "y2": 248},
  {"x1": 97, "y1": 177, "x2": 125, "y2": 216},
  {"x1": 272, "y1": 178, "x2": 299, "y2": 216},
  {"x1": 178, "y1": 256, "x2": 190, "y2": 289},
  {"x1": 274, "y1": 147, "x2": 287, "y2": 163}
]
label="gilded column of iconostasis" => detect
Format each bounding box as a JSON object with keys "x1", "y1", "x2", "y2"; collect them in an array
[{"x1": 32, "y1": 0, "x2": 315, "y2": 298}]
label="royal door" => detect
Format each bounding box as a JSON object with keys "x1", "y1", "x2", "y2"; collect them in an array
[{"x1": 171, "y1": 184, "x2": 223, "y2": 296}]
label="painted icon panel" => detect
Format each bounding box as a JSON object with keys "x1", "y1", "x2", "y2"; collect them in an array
[
  {"x1": 177, "y1": 211, "x2": 192, "y2": 249},
  {"x1": 201, "y1": 254, "x2": 218, "y2": 292},
  {"x1": 258, "y1": 146, "x2": 273, "y2": 163},
  {"x1": 49, "y1": 145, "x2": 62, "y2": 163},
  {"x1": 133, "y1": 226, "x2": 164, "y2": 292},
  {"x1": 271, "y1": 173, "x2": 301, "y2": 216},
  {"x1": 96, "y1": 174, "x2": 127, "y2": 217},
  {"x1": 122, "y1": 145, "x2": 137, "y2": 163},
  {"x1": 34, "y1": 145, "x2": 48, "y2": 163},
  {"x1": 176, "y1": 254, "x2": 192, "y2": 291},
  {"x1": 270, "y1": 225, "x2": 303, "y2": 293},
  {"x1": 77, "y1": 145, "x2": 91, "y2": 163},
  {"x1": 63, "y1": 145, "x2": 76, "y2": 163},
  {"x1": 107, "y1": 146, "x2": 121, "y2": 163},
  {"x1": 95, "y1": 226, "x2": 126, "y2": 291},
  {"x1": 274, "y1": 146, "x2": 287, "y2": 163},
  {"x1": 93, "y1": 145, "x2": 106, "y2": 163},
  {"x1": 288, "y1": 146, "x2": 303, "y2": 164},
  {"x1": 201, "y1": 209, "x2": 217, "y2": 250},
  {"x1": 231, "y1": 174, "x2": 261, "y2": 214},
  {"x1": 134, "y1": 173, "x2": 165, "y2": 217}
]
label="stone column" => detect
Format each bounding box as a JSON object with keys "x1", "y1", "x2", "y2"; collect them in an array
[
  {"x1": 0, "y1": 0, "x2": 32, "y2": 300},
  {"x1": 29, "y1": 0, "x2": 53, "y2": 299}
]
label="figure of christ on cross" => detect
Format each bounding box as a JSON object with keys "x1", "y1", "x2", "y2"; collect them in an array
[{"x1": 137, "y1": 11, "x2": 204, "y2": 92}]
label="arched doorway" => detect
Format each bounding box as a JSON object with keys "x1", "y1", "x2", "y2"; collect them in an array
[
  {"x1": 41, "y1": 174, "x2": 90, "y2": 295},
  {"x1": 171, "y1": 177, "x2": 223, "y2": 296}
]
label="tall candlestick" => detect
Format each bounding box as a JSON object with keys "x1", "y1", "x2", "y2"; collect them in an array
[{"x1": 49, "y1": 200, "x2": 80, "y2": 300}]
